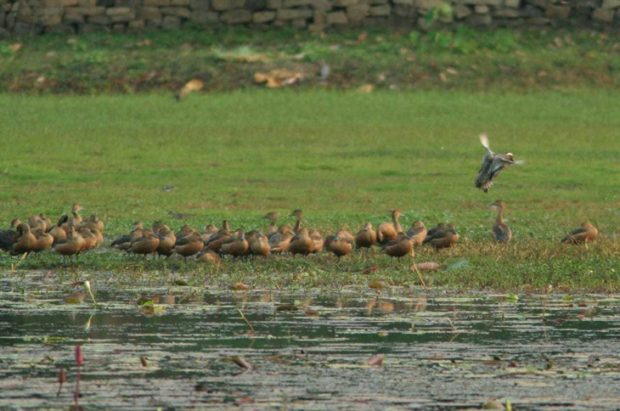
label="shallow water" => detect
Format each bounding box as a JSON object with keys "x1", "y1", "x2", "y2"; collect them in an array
[{"x1": 1, "y1": 271, "x2": 619, "y2": 410}]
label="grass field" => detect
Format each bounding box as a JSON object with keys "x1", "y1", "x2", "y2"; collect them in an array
[{"x1": 0, "y1": 91, "x2": 618, "y2": 291}]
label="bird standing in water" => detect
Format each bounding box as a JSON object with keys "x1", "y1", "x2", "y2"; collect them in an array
[{"x1": 475, "y1": 133, "x2": 523, "y2": 192}]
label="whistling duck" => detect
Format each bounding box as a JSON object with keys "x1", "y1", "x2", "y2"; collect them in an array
[
  {"x1": 249, "y1": 231, "x2": 270, "y2": 257},
  {"x1": 201, "y1": 224, "x2": 218, "y2": 242},
  {"x1": 205, "y1": 220, "x2": 232, "y2": 252},
  {"x1": 406, "y1": 220, "x2": 427, "y2": 247},
  {"x1": 355, "y1": 222, "x2": 377, "y2": 249},
  {"x1": 377, "y1": 209, "x2": 403, "y2": 244},
  {"x1": 85, "y1": 214, "x2": 104, "y2": 233},
  {"x1": 53, "y1": 226, "x2": 85, "y2": 257},
  {"x1": 111, "y1": 222, "x2": 144, "y2": 250},
  {"x1": 287, "y1": 228, "x2": 313, "y2": 256},
  {"x1": 263, "y1": 211, "x2": 278, "y2": 237},
  {"x1": 174, "y1": 232, "x2": 204, "y2": 257},
  {"x1": 128, "y1": 229, "x2": 160, "y2": 256},
  {"x1": 156, "y1": 226, "x2": 177, "y2": 257},
  {"x1": 382, "y1": 233, "x2": 414, "y2": 258},
  {"x1": 561, "y1": 222, "x2": 599, "y2": 244},
  {"x1": 490, "y1": 200, "x2": 512, "y2": 243},
  {"x1": 70, "y1": 203, "x2": 83, "y2": 226},
  {"x1": 49, "y1": 214, "x2": 69, "y2": 244},
  {"x1": 220, "y1": 230, "x2": 249, "y2": 257},
  {"x1": 31, "y1": 228, "x2": 54, "y2": 252},
  {"x1": 78, "y1": 227, "x2": 98, "y2": 251},
  {"x1": 269, "y1": 224, "x2": 294, "y2": 253},
  {"x1": 13, "y1": 223, "x2": 37, "y2": 254},
  {"x1": 475, "y1": 133, "x2": 523, "y2": 193},
  {"x1": 309, "y1": 229, "x2": 324, "y2": 253},
  {"x1": 327, "y1": 232, "x2": 354, "y2": 258},
  {"x1": 196, "y1": 249, "x2": 221, "y2": 264},
  {"x1": 424, "y1": 224, "x2": 459, "y2": 250},
  {"x1": 290, "y1": 209, "x2": 304, "y2": 234},
  {"x1": 28, "y1": 214, "x2": 50, "y2": 232},
  {"x1": 175, "y1": 224, "x2": 195, "y2": 239},
  {"x1": 0, "y1": 218, "x2": 21, "y2": 251}
]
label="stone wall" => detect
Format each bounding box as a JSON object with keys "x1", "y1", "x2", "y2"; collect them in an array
[{"x1": 1, "y1": 0, "x2": 620, "y2": 35}]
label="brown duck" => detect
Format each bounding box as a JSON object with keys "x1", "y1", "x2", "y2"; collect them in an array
[
  {"x1": 49, "y1": 214, "x2": 69, "y2": 245},
  {"x1": 78, "y1": 227, "x2": 98, "y2": 251},
  {"x1": 201, "y1": 224, "x2": 219, "y2": 243},
  {"x1": 205, "y1": 220, "x2": 232, "y2": 252},
  {"x1": 220, "y1": 230, "x2": 249, "y2": 257},
  {"x1": 196, "y1": 249, "x2": 221, "y2": 264},
  {"x1": 111, "y1": 222, "x2": 144, "y2": 250},
  {"x1": 269, "y1": 224, "x2": 294, "y2": 253},
  {"x1": 406, "y1": 220, "x2": 428, "y2": 247},
  {"x1": 309, "y1": 229, "x2": 324, "y2": 253},
  {"x1": 174, "y1": 232, "x2": 204, "y2": 257},
  {"x1": 355, "y1": 222, "x2": 377, "y2": 249},
  {"x1": 249, "y1": 232, "x2": 270, "y2": 257},
  {"x1": 175, "y1": 224, "x2": 196, "y2": 239},
  {"x1": 327, "y1": 232, "x2": 354, "y2": 258},
  {"x1": 128, "y1": 229, "x2": 160, "y2": 256},
  {"x1": 490, "y1": 200, "x2": 512, "y2": 243},
  {"x1": 382, "y1": 233, "x2": 414, "y2": 258},
  {"x1": 53, "y1": 226, "x2": 85, "y2": 257},
  {"x1": 31, "y1": 228, "x2": 54, "y2": 252},
  {"x1": 561, "y1": 222, "x2": 598, "y2": 244},
  {"x1": 70, "y1": 203, "x2": 83, "y2": 226},
  {"x1": 13, "y1": 223, "x2": 37, "y2": 254},
  {"x1": 156, "y1": 226, "x2": 177, "y2": 257},
  {"x1": 424, "y1": 224, "x2": 459, "y2": 250},
  {"x1": 377, "y1": 209, "x2": 403, "y2": 244},
  {"x1": 287, "y1": 228, "x2": 314, "y2": 256}
]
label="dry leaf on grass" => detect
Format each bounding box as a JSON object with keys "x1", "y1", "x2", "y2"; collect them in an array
[
  {"x1": 254, "y1": 69, "x2": 303, "y2": 88},
  {"x1": 175, "y1": 79, "x2": 204, "y2": 101}
]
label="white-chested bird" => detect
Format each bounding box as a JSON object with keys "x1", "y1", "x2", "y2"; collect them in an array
[{"x1": 475, "y1": 133, "x2": 523, "y2": 193}]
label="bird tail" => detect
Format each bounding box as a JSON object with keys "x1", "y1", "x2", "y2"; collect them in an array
[{"x1": 479, "y1": 133, "x2": 490, "y2": 151}]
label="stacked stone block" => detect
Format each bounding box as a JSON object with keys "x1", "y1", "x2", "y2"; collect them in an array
[{"x1": 1, "y1": 0, "x2": 620, "y2": 35}]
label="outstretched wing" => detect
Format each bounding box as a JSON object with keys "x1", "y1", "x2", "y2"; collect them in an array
[{"x1": 479, "y1": 133, "x2": 493, "y2": 156}]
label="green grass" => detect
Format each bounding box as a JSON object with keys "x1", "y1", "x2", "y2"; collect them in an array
[
  {"x1": 0, "y1": 90, "x2": 618, "y2": 291},
  {"x1": 2, "y1": 27, "x2": 620, "y2": 93}
]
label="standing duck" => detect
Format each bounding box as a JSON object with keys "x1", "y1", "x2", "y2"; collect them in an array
[
  {"x1": 490, "y1": 200, "x2": 512, "y2": 243},
  {"x1": 201, "y1": 224, "x2": 219, "y2": 243},
  {"x1": 406, "y1": 220, "x2": 427, "y2": 247},
  {"x1": 174, "y1": 232, "x2": 204, "y2": 258},
  {"x1": 382, "y1": 234, "x2": 414, "y2": 259},
  {"x1": 475, "y1": 133, "x2": 523, "y2": 193},
  {"x1": 249, "y1": 232, "x2": 270, "y2": 257},
  {"x1": 561, "y1": 222, "x2": 598, "y2": 245},
  {"x1": 49, "y1": 215, "x2": 69, "y2": 245},
  {"x1": 327, "y1": 232, "x2": 354, "y2": 258},
  {"x1": 287, "y1": 228, "x2": 314, "y2": 256},
  {"x1": 205, "y1": 220, "x2": 232, "y2": 252},
  {"x1": 156, "y1": 225, "x2": 177, "y2": 257},
  {"x1": 355, "y1": 222, "x2": 377, "y2": 249},
  {"x1": 377, "y1": 209, "x2": 403, "y2": 244},
  {"x1": 69, "y1": 203, "x2": 83, "y2": 226},
  {"x1": 31, "y1": 228, "x2": 54, "y2": 252},
  {"x1": 12, "y1": 223, "x2": 37, "y2": 254},
  {"x1": 128, "y1": 229, "x2": 160, "y2": 256},
  {"x1": 220, "y1": 230, "x2": 249, "y2": 257},
  {"x1": 111, "y1": 221, "x2": 144, "y2": 250},
  {"x1": 53, "y1": 226, "x2": 86, "y2": 258},
  {"x1": 269, "y1": 224, "x2": 294, "y2": 253}
]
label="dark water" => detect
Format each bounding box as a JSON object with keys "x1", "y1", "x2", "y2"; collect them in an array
[{"x1": 1, "y1": 271, "x2": 619, "y2": 410}]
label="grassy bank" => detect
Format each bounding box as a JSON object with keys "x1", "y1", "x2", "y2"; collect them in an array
[
  {"x1": 1, "y1": 27, "x2": 620, "y2": 93},
  {"x1": 0, "y1": 91, "x2": 618, "y2": 291}
]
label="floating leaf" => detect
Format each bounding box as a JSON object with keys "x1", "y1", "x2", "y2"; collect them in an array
[{"x1": 506, "y1": 293, "x2": 519, "y2": 303}]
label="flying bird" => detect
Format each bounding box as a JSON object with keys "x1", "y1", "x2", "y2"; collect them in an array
[{"x1": 475, "y1": 133, "x2": 523, "y2": 193}]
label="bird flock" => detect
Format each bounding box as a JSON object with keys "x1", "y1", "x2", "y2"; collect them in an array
[{"x1": 0, "y1": 135, "x2": 600, "y2": 264}]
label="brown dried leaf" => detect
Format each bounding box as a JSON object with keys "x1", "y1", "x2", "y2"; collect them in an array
[
  {"x1": 231, "y1": 282, "x2": 249, "y2": 291},
  {"x1": 368, "y1": 279, "x2": 384, "y2": 290},
  {"x1": 367, "y1": 354, "x2": 384, "y2": 367},
  {"x1": 230, "y1": 355, "x2": 252, "y2": 370},
  {"x1": 415, "y1": 261, "x2": 441, "y2": 272}
]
